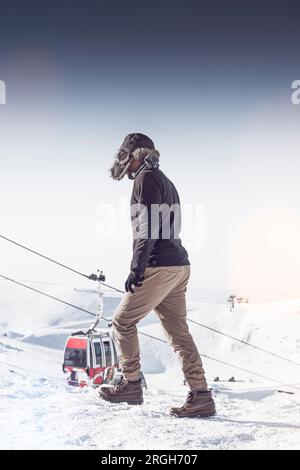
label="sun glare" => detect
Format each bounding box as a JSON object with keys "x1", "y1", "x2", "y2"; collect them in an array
[{"x1": 229, "y1": 208, "x2": 300, "y2": 301}]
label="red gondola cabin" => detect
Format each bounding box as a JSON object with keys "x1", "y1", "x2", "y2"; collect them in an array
[{"x1": 62, "y1": 331, "x2": 119, "y2": 388}]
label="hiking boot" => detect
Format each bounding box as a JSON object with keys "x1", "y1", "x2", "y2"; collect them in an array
[
  {"x1": 99, "y1": 377, "x2": 143, "y2": 405},
  {"x1": 170, "y1": 390, "x2": 216, "y2": 418}
]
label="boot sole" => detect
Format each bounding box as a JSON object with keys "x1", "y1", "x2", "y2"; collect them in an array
[
  {"x1": 170, "y1": 410, "x2": 216, "y2": 419},
  {"x1": 99, "y1": 393, "x2": 143, "y2": 406}
]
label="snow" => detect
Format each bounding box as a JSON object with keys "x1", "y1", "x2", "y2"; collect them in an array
[{"x1": 0, "y1": 279, "x2": 299, "y2": 450}]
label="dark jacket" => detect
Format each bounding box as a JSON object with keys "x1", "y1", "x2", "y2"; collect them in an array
[{"x1": 130, "y1": 167, "x2": 190, "y2": 276}]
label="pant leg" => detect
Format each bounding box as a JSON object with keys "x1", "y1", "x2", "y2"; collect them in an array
[
  {"x1": 154, "y1": 266, "x2": 207, "y2": 391},
  {"x1": 112, "y1": 266, "x2": 186, "y2": 382}
]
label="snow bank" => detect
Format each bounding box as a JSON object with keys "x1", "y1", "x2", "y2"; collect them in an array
[{"x1": 1, "y1": 279, "x2": 300, "y2": 449}]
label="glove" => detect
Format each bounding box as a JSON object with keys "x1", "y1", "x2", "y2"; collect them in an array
[{"x1": 125, "y1": 272, "x2": 144, "y2": 293}]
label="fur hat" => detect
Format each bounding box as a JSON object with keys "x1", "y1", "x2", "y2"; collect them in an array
[{"x1": 110, "y1": 133, "x2": 160, "y2": 180}]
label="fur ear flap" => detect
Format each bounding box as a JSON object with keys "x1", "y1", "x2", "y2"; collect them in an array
[{"x1": 132, "y1": 147, "x2": 160, "y2": 161}]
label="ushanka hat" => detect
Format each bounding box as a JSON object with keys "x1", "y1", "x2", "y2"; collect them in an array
[{"x1": 110, "y1": 133, "x2": 159, "y2": 180}]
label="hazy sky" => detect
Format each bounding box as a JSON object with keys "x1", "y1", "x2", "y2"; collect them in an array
[{"x1": 1, "y1": 1, "x2": 300, "y2": 301}]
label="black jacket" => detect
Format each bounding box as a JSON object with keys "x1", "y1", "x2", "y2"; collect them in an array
[{"x1": 130, "y1": 167, "x2": 190, "y2": 276}]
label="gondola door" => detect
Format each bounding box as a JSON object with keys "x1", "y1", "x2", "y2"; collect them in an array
[
  {"x1": 102, "y1": 336, "x2": 118, "y2": 384},
  {"x1": 91, "y1": 337, "x2": 105, "y2": 386}
]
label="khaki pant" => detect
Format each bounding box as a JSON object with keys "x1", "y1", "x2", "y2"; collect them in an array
[{"x1": 112, "y1": 266, "x2": 207, "y2": 391}]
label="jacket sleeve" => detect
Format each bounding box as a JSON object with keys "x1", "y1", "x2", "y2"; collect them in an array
[{"x1": 130, "y1": 172, "x2": 162, "y2": 276}]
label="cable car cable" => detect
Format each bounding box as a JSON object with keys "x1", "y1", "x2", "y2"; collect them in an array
[
  {"x1": 128, "y1": 331, "x2": 300, "y2": 393},
  {"x1": 0, "y1": 234, "x2": 89, "y2": 279},
  {"x1": 1, "y1": 272, "x2": 299, "y2": 394},
  {"x1": 0, "y1": 234, "x2": 124, "y2": 293},
  {"x1": 1, "y1": 234, "x2": 299, "y2": 368},
  {"x1": 0, "y1": 274, "x2": 101, "y2": 320},
  {"x1": 187, "y1": 318, "x2": 300, "y2": 367}
]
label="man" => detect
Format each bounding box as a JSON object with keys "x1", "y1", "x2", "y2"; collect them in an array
[{"x1": 99, "y1": 133, "x2": 216, "y2": 418}]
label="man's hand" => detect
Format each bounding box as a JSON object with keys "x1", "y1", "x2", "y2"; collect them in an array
[{"x1": 125, "y1": 272, "x2": 144, "y2": 293}]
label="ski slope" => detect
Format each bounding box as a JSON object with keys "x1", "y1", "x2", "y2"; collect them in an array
[{"x1": 0, "y1": 279, "x2": 299, "y2": 450}]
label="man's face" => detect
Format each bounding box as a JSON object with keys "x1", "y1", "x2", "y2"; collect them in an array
[
  {"x1": 129, "y1": 159, "x2": 143, "y2": 174},
  {"x1": 110, "y1": 151, "x2": 142, "y2": 181}
]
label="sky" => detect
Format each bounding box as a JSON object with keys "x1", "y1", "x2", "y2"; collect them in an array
[{"x1": 0, "y1": 1, "x2": 300, "y2": 301}]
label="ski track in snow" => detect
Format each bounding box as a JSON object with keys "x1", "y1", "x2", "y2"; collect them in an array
[{"x1": 0, "y1": 283, "x2": 300, "y2": 450}]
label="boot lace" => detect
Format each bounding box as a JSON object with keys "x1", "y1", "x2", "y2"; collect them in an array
[
  {"x1": 182, "y1": 391, "x2": 195, "y2": 409},
  {"x1": 115, "y1": 377, "x2": 127, "y2": 393}
]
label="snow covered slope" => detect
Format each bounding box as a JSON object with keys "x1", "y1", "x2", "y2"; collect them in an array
[{"x1": 0, "y1": 279, "x2": 299, "y2": 449}]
